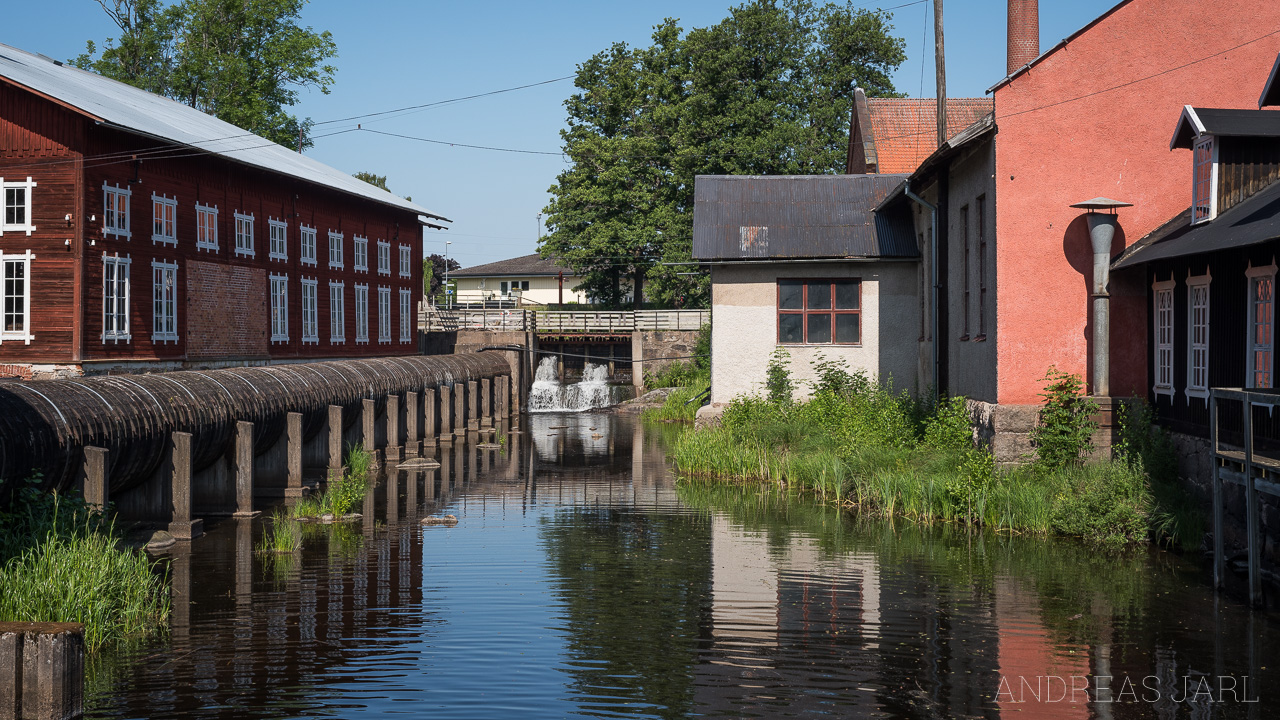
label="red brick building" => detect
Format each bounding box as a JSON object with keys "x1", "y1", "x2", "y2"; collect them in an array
[{"x1": 0, "y1": 43, "x2": 449, "y2": 379}]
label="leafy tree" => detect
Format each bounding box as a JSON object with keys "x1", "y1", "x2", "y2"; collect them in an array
[
  {"x1": 75, "y1": 0, "x2": 337, "y2": 150},
  {"x1": 352, "y1": 171, "x2": 389, "y2": 192},
  {"x1": 541, "y1": 0, "x2": 906, "y2": 308},
  {"x1": 424, "y1": 253, "x2": 460, "y2": 300}
]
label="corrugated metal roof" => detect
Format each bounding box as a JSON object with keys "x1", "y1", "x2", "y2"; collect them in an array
[
  {"x1": 692, "y1": 174, "x2": 916, "y2": 260},
  {"x1": 1112, "y1": 177, "x2": 1280, "y2": 269},
  {"x1": 0, "y1": 43, "x2": 448, "y2": 222},
  {"x1": 453, "y1": 253, "x2": 572, "y2": 277}
]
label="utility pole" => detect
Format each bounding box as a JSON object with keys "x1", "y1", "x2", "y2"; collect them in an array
[{"x1": 934, "y1": 0, "x2": 947, "y2": 147}]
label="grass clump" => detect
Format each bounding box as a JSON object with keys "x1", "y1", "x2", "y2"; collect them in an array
[
  {"x1": 293, "y1": 445, "x2": 374, "y2": 519},
  {"x1": 257, "y1": 510, "x2": 303, "y2": 554},
  {"x1": 672, "y1": 357, "x2": 1201, "y2": 549},
  {"x1": 0, "y1": 482, "x2": 169, "y2": 653}
]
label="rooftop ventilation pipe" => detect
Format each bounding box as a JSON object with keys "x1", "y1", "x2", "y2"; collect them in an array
[
  {"x1": 1070, "y1": 197, "x2": 1133, "y2": 397},
  {"x1": 1007, "y1": 0, "x2": 1039, "y2": 75}
]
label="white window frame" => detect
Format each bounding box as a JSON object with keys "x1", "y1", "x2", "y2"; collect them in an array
[
  {"x1": 269, "y1": 273, "x2": 289, "y2": 343},
  {"x1": 151, "y1": 193, "x2": 177, "y2": 246},
  {"x1": 1192, "y1": 135, "x2": 1218, "y2": 225},
  {"x1": 234, "y1": 211, "x2": 255, "y2": 257},
  {"x1": 354, "y1": 235, "x2": 369, "y2": 272},
  {"x1": 1246, "y1": 261, "x2": 1277, "y2": 389},
  {"x1": 1153, "y1": 276, "x2": 1175, "y2": 398},
  {"x1": 268, "y1": 218, "x2": 288, "y2": 261},
  {"x1": 0, "y1": 249, "x2": 35, "y2": 344},
  {"x1": 301, "y1": 277, "x2": 319, "y2": 344},
  {"x1": 1, "y1": 177, "x2": 37, "y2": 236},
  {"x1": 151, "y1": 259, "x2": 178, "y2": 343},
  {"x1": 399, "y1": 288, "x2": 412, "y2": 343},
  {"x1": 354, "y1": 283, "x2": 370, "y2": 343},
  {"x1": 103, "y1": 183, "x2": 131, "y2": 240},
  {"x1": 329, "y1": 281, "x2": 346, "y2": 343},
  {"x1": 300, "y1": 225, "x2": 317, "y2": 266},
  {"x1": 102, "y1": 253, "x2": 132, "y2": 343},
  {"x1": 377, "y1": 286, "x2": 391, "y2": 343},
  {"x1": 1186, "y1": 270, "x2": 1212, "y2": 402},
  {"x1": 377, "y1": 240, "x2": 391, "y2": 276},
  {"x1": 328, "y1": 231, "x2": 344, "y2": 269},
  {"x1": 196, "y1": 203, "x2": 219, "y2": 252},
  {"x1": 399, "y1": 244, "x2": 411, "y2": 278}
]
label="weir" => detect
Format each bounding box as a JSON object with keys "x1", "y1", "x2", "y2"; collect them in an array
[
  {"x1": 527, "y1": 357, "x2": 630, "y2": 412},
  {"x1": 0, "y1": 353, "x2": 515, "y2": 533}
]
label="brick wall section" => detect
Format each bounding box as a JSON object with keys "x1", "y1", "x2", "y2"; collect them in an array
[{"x1": 186, "y1": 260, "x2": 269, "y2": 359}]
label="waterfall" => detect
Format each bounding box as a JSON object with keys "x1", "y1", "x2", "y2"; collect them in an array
[{"x1": 528, "y1": 356, "x2": 617, "y2": 412}]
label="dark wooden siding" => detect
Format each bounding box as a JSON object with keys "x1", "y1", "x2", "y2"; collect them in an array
[
  {"x1": 1145, "y1": 240, "x2": 1280, "y2": 449},
  {"x1": 0, "y1": 81, "x2": 86, "y2": 363},
  {"x1": 1216, "y1": 137, "x2": 1280, "y2": 215}
]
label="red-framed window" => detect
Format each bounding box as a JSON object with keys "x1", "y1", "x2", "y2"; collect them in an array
[{"x1": 777, "y1": 279, "x2": 861, "y2": 345}]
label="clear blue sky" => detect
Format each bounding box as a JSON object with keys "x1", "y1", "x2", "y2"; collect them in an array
[{"x1": 3, "y1": 0, "x2": 1117, "y2": 269}]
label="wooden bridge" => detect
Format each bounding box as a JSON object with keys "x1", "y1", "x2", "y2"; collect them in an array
[{"x1": 421, "y1": 308, "x2": 709, "y2": 335}]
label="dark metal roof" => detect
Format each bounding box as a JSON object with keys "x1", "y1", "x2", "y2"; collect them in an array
[
  {"x1": 453, "y1": 253, "x2": 571, "y2": 278},
  {"x1": 692, "y1": 174, "x2": 916, "y2": 261},
  {"x1": 1112, "y1": 177, "x2": 1280, "y2": 269},
  {"x1": 1170, "y1": 106, "x2": 1280, "y2": 149},
  {"x1": 1261, "y1": 53, "x2": 1280, "y2": 108}
]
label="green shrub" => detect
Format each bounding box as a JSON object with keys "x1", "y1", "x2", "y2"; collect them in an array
[
  {"x1": 1030, "y1": 367, "x2": 1098, "y2": 470},
  {"x1": 1049, "y1": 461, "x2": 1151, "y2": 548},
  {"x1": 642, "y1": 381, "x2": 710, "y2": 423},
  {"x1": 765, "y1": 347, "x2": 794, "y2": 407}
]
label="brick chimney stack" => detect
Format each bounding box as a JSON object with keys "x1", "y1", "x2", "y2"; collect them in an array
[{"x1": 1007, "y1": 0, "x2": 1039, "y2": 75}]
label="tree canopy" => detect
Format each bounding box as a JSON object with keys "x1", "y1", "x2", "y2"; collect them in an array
[
  {"x1": 74, "y1": 0, "x2": 337, "y2": 150},
  {"x1": 539, "y1": 0, "x2": 906, "y2": 309}
]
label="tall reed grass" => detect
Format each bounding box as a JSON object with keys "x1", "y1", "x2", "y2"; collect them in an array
[{"x1": 292, "y1": 445, "x2": 374, "y2": 519}]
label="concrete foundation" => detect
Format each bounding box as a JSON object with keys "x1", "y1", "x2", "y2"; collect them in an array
[{"x1": 0, "y1": 622, "x2": 84, "y2": 720}]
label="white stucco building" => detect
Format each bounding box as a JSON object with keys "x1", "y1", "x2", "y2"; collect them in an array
[
  {"x1": 450, "y1": 254, "x2": 587, "y2": 307},
  {"x1": 692, "y1": 175, "x2": 920, "y2": 404}
]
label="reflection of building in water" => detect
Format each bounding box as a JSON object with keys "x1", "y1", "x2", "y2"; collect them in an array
[{"x1": 994, "y1": 577, "x2": 1090, "y2": 720}]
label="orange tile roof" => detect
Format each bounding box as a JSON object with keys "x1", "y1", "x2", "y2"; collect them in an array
[{"x1": 862, "y1": 97, "x2": 993, "y2": 174}]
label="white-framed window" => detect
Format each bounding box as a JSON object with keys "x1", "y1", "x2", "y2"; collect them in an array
[
  {"x1": 1153, "y1": 276, "x2": 1175, "y2": 398},
  {"x1": 196, "y1": 203, "x2": 218, "y2": 252},
  {"x1": 151, "y1": 260, "x2": 178, "y2": 343},
  {"x1": 377, "y1": 286, "x2": 391, "y2": 343},
  {"x1": 151, "y1": 194, "x2": 176, "y2": 245},
  {"x1": 270, "y1": 273, "x2": 289, "y2": 343},
  {"x1": 103, "y1": 184, "x2": 131, "y2": 239},
  {"x1": 269, "y1": 218, "x2": 288, "y2": 261},
  {"x1": 377, "y1": 240, "x2": 391, "y2": 276},
  {"x1": 301, "y1": 278, "x2": 319, "y2": 344},
  {"x1": 1186, "y1": 271, "x2": 1212, "y2": 401},
  {"x1": 300, "y1": 225, "x2": 317, "y2": 266},
  {"x1": 1192, "y1": 135, "x2": 1217, "y2": 224},
  {"x1": 354, "y1": 235, "x2": 369, "y2": 272},
  {"x1": 329, "y1": 281, "x2": 345, "y2": 343},
  {"x1": 399, "y1": 288, "x2": 412, "y2": 343},
  {"x1": 1247, "y1": 262, "x2": 1277, "y2": 389},
  {"x1": 102, "y1": 253, "x2": 131, "y2": 343},
  {"x1": 328, "y1": 231, "x2": 344, "y2": 269},
  {"x1": 0, "y1": 249, "x2": 34, "y2": 344},
  {"x1": 1, "y1": 177, "x2": 37, "y2": 236},
  {"x1": 234, "y1": 212, "x2": 255, "y2": 257},
  {"x1": 399, "y1": 245, "x2": 411, "y2": 278},
  {"x1": 354, "y1": 283, "x2": 370, "y2": 343}
]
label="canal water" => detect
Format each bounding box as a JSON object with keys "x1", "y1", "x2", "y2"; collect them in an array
[{"x1": 86, "y1": 412, "x2": 1279, "y2": 719}]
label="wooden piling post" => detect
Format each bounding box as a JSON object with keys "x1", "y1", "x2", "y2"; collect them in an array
[
  {"x1": 234, "y1": 421, "x2": 257, "y2": 517},
  {"x1": 467, "y1": 380, "x2": 479, "y2": 432},
  {"x1": 286, "y1": 412, "x2": 304, "y2": 498},
  {"x1": 0, "y1": 623, "x2": 84, "y2": 720},
  {"x1": 328, "y1": 405, "x2": 344, "y2": 472},
  {"x1": 78, "y1": 447, "x2": 109, "y2": 512},
  {"x1": 405, "y1": 391, "x2": 420, "y2": 457},
  {"x1": 1211, "y1": 393, "x2": 1224, "y2": 590},
  {"x1": 1244, "y1": 395, "x2": 1262, "y2": 607},
  {"x1": 362, "y1": 398, "x2": 376, "y2": 454},
  {"x1": 386, "y1": 394, "x2": 402, "y2": 463},
  {"x1": 438, "y1": 385, "x2": 452, "y2": 441},
  {"x1": 167, "y1": 432, "x2": 202, "y2": 540}
]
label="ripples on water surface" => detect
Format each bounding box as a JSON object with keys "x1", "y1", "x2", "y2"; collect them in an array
[{"x1": 86, "y1": 412, "x2": 1280, "y2": 719}]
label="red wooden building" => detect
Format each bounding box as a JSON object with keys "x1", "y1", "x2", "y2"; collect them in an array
[{"x1": 0, "y1": 43, "x2": 449, "y2": 379}]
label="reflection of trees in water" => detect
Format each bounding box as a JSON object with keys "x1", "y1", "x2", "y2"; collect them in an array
[{"x1": 539, "y1": 507, "x2": 713, "y2": 719}]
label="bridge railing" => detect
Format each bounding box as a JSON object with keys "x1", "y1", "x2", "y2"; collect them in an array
[{"x1": 420, "y1": 308, "x2": 710, "y2": 333}]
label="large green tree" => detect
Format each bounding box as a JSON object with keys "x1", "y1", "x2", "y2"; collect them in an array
[
  {"x1": 540, "y1": 0, "x2": 905, "y2": 309},
  {"x1": 75, "y1": 0, "x2": 337, "y2": 149}
]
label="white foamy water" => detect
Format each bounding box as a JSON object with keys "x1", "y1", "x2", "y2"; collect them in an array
[{"x1": 528, "y1": 357, "x2": 617, "y2": 412}]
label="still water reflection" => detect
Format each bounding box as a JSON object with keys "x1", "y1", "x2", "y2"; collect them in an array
[{"x1": 87, "y1": 412, "x2": 1278, "y2": 719}]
